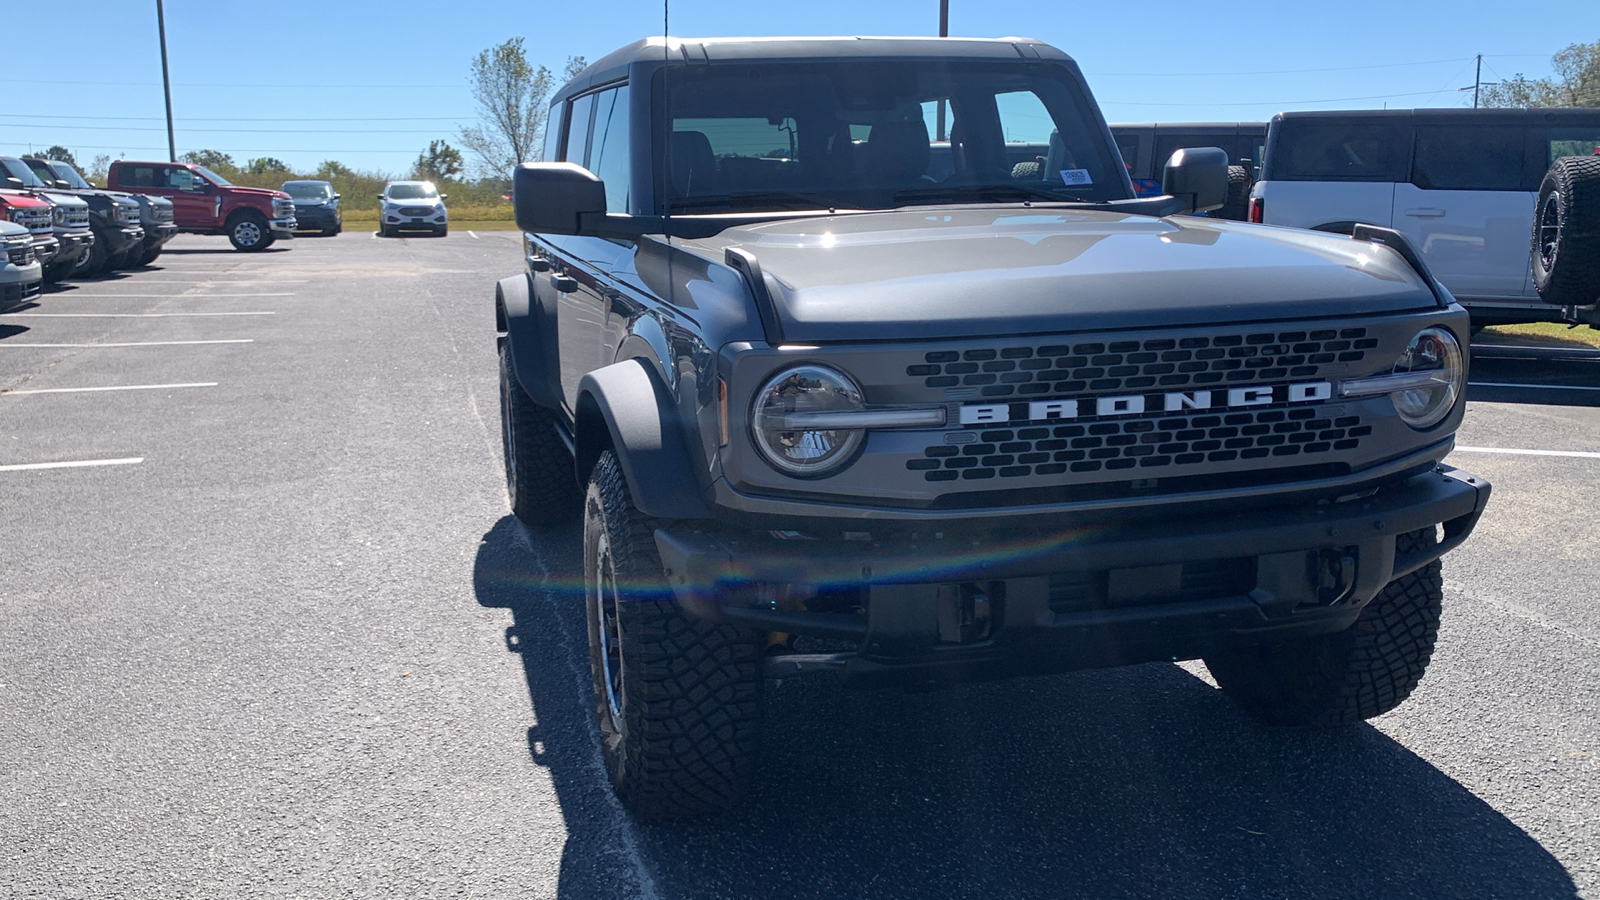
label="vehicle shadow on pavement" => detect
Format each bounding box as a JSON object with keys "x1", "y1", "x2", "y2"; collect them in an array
[
  {"x1": 473, "y1": 516, "x2": 1578, "y2": 900},
  {"x1": 0, "y1": 323, "x2": 29, "y2": 340},
  {"x1": 159, "y1": 247, "x2": 291, "y2": 255}
]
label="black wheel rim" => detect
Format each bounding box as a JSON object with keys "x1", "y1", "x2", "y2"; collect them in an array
[
  {"x1": 593, "y1": 531, "x2": 626, "y2": 744},
  {"x1": 1538, "y1": 192, "x2": 1562, "y2": 272}
]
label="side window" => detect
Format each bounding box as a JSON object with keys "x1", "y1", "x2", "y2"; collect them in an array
[
  {"x1": 1545, "y1": 128, "x2": 1600, "y2": 167},
  {"x1": 1113, "y1": 133, "x2": 1141, "y2": 176},
  {"x1": 563, "y1": 92, "x2": 596, "y2": 167},
  {"x1": 541, "y1": 103, "x2": 566, "y2": 163},
  {"x1": 589, "y1": 86, "x2": 631, "y2": 214},
  {"x1": 1273, "y1": 121, "x2": 1409, "y2": 182},
  {"x1": 119, "y1": 166, "x2": 159, "y2": 188},
  {"x1": 1412, "y1": 125, "x2": 1525, "y2": 191},
  {"x1": 995, "y1": 90, "x2": 1058, "y2": 177},
  {"x1": 168, "y1": 167, "x2": 196, "y2": 190}
]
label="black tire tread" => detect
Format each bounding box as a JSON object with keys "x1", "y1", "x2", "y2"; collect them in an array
[
  {"x1": 499, "y1": 344, "x2": 580, "y2": 525},
  {"x1": 1214, "y1": 165, "x2": 1253, "y2": 221},
  {"x1": 1532, "y1": 156, "x2": 1600, "y2": 307},
  {"x1": 587, "y1": 451, "x2": 762, "y2": 821},
  {"x1": 1204, "y1": 528, "x2": 1443, "y2": 727}
]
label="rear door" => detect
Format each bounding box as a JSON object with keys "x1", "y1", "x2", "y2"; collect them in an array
[
  {"x1": 1255, "y1": 119, "x2": 1406, "y2": 232},
  {"x1": 1393, "y1": 124, "x2": 1531, "y2": 301}
]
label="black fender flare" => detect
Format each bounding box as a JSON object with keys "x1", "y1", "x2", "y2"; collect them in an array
[
  {"x1": 575, "y1": 359, "x2": 711, "y2": 520},
  {"x1": 494, "y1": 273, "x2": 563, "y2": 410}
]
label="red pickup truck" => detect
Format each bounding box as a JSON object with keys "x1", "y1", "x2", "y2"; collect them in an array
[{"x1": 107, "y1": 161, "x2": 296, "y2": 251}]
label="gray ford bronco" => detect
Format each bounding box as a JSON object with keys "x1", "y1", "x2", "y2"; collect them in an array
[{"x1": 495, "y1": 36, "x2": 1492, "y2": 821}]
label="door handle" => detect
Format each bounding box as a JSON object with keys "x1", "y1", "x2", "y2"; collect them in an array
[
  {"x1": 1403, "y1": 208, "x2": 1445, "y2": 218},
  {"x1": 550, "y1": 272, "x2": 578, "y2": 293},
  {"x1": 527, "y1": 256, "x2": 551, "y2": 272}
]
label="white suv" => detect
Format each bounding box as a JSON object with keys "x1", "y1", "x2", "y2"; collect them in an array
[
  {"x1": 378, "y1": 180, "x2": 447, "y2": 237},
  {"x1": 1250, "y1": 109, "x2": 1600, "y2": 327}
]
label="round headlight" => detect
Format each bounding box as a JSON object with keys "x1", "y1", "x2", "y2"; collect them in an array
[
  {"x1": 1390, "y1": 327, "x2": 1462, "y2": 429},
  {"x1": 749, "y1": 364, "x2": 866, "y2": 477}
]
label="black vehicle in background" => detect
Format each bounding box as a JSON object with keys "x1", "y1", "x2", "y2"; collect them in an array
[
  {"x1": 281, "y1": 180, "x2": 342, "y2": 236},
  {"x1": 1111, "y1": 122, "x2": 1265, "y2": 219}
]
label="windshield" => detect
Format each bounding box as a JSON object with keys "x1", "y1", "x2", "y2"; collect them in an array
[
  {"x1": 0, "y1": 158, "x2": 47, "y2": 189},
  {"x1": 660, "y1": 60, "x2": 1128, "y2": 213},
  {"x1": 23, "y1": 159, "x2": 69, "y2": 189},
  {"x1": 194, "y1": 165, "x2": 234, "y2": 187},
  {"x1": 47, "y1": 161, "x2": 92, "y2": 189},
  {"x1": 386, "y1": 183, "x2": 439, "y2": 200},
  {"x1": 283, "y1": 182, "x2": 333, "y2": 200}
]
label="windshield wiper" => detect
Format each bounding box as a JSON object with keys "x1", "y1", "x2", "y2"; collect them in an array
[
  {"x1": 669, "y1": 191, "x2": 827, "y2": 212},
  {"x1": 891, "y1": 183, "x2": 1097, "y2": 204}
]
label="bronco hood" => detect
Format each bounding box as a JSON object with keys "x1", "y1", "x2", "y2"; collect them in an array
[{"x1": 683, "y1": 208, "x2": 1441, "y2": 342}]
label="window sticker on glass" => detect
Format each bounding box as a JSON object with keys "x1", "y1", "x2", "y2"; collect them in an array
[{"x1": 1060, "y1": 168, "x2": 1092, "y2": 186}]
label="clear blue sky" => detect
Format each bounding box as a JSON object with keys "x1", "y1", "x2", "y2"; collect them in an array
[{"x1": 2, "y1": 0, "x2": 1593, "y2": 177}]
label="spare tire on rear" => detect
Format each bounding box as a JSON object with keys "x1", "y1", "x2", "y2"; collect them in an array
[
  {"x1": 1212, "y1": 165, "x2": 1252, "y2": 221},
  {"x1": 1531, "y1": 155, "x2": 1600, "y2": 307}
]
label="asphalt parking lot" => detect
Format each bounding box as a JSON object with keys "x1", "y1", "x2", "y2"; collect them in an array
[{"x1": 2, "y1": 232, "x2": 1597, "y2": 899}]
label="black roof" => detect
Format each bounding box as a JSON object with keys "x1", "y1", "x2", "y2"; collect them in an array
[
  {"x1": 554, "y1": 35, "x2": 1073, "y2": 103},
  {"x1": 1271, "y1": 108, "x2": 1600, "y2": 125}
]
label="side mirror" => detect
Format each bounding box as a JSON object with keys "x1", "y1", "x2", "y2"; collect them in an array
[
  {"x1": 514, "y1": 162, "x2": 606, "y2": 235},
  {"x1": 1162, "y1": 147, "x2": 1229, "y2": 214},
  {"x1": 439, "y1": 193, "x2": 448, "y2": 201},
  {"x1": 376, "y1": 194, "x2": 385, "y2": 201},
  {"x1": 332, "y1": 193, "x2": 341, "y2": 200}
]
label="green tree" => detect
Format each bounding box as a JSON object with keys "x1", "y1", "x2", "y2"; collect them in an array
[
  {"x1": 316, "y1": 159, "x2": 355, "y2": 180},
  {"x1": 180, "y1": 150, "x2": 237, "y2": 172},
  {"x1": 459, "y1": 38, "x2": 585, "y2": 178},
  {"x1": 1481, "y1": 40, "x2": 1600, "y2": 108},
  {"x1": 414, "y1": 140, "x2": 464, "y2": 181},
  {"x1": 42, "y1": 145, "x2": 77, "y2": 166},
  {"x1": 244, "y1": 157, "x2": 291, "y2": 175}
]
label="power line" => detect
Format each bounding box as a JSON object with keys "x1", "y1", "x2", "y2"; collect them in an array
[
  {"x1": 17, "y1": 144, "x2": 425, "y2": 154},
  {"x1": 1103, "y1": 89, "x2": 1463, "y2": 107},
  {"x1": 0, "y1": 113, "x2": 472, "y2": 123},
  {"x1": 1, "y1": 78, "x2": 464, "y2": 89},
  {"x1": 0, "y1": 122, "x2": 456, "y2": 134},
  {"x1": 1091, "y1": 56, "x2": 1475, "y2": 77}
]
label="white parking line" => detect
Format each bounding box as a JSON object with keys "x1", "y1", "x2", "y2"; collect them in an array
[
  {"x1": 469, "y1": 230, "x2": 479, "y2": 239},
  {"x1": 0, "y1": 339, "x2": 254, "y2": 348},
  {"x1": 1469, "y1": 381, "x2": 1600, "y2": 392},
  {"x1": 2, "y1": 382, "x2": 217, "y2": 396},
  {"x1": 4, "y1": 312, "x2": 275, "y2": 318},
  {"x1": 1455, "y1": 446, "x2": 1600, "y2": 460},
  {"x1": 0, "y1": 457, "x2": 144, "y2": 472}
]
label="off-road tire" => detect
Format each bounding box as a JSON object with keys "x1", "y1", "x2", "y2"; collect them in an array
[
  {"x1": 437, "y1": 225, "x2": 448, "y2": 237},
  {"x1": 1213, "y1": 165, "x2": 1253, "y2": 221},
  {"x1": 1010, "y1": 160, "x2": 1042, "y2": 181},
  {"x1": 584, "y1": 450, "x2": 763, "y2": 822},
  {"x1": 42, "y1": 259, "x2": 73, "y2": 284},
  {"x1": 1531, "y1": 155, "x2": 1600, "y2": 307},
  {"x1": 227, "y1": 212, "x2": 271, "y2": 252},
  {"x1": 1203, "y1": 528, "x2": 1443, "y2": 726},
  {"x1": 498, "y1": 343, "x2": 580, "y2": 525}
]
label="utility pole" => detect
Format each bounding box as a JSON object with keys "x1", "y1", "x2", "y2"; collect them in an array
[
  {"x1": 1457, "y1": 55, "x2": 1498, "y2": 109},
  {"x1": 935, "y1": 0, "x2": 949, "y2": 140},
  {"x1": 157, "y1": 0, "x2": 176, "y2": 161}
]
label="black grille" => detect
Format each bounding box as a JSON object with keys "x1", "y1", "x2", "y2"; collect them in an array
[
  {"x1": 7, "y1": 245, "x2": 33, "y2": 266},
  {"x1": 909, "y1": 329, "x2": 1377, "y2": 398},
  {"x1": 909, "y1": 407, "x2": 1372, "y2": 482},
  {"x1": 399, "y1": 206, "x2": 433, "y2": 217}
]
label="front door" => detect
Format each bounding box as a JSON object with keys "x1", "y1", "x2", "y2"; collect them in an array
[{"x1": 164, "y1": 166, "x2": 218, "y2": 229}]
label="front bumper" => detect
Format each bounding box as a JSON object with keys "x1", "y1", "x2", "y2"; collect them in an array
[
  {"x1": 52, "y1": 230, "x2": 94, "y2": 267},
  {"x1": 29, "y1": 235, "x2": 60, "y2": 266},
  {"x1": 269, "y1": 216, "x2": 297, "y2": 237},
  {"x1": 94, "y1": 223, "x2": 145, "y2": 256},
  {"x1": 655, "y1": 464, "x2": 1490, "y2": 686},
  {"x1": 293, "y1": 207, "x2": 339, "y2": 230},
  {"x1": 2, "y1": 259, "x2": 43, "y2": 306},
  {"x1": 143, "y1": 222, "x2": 178, "y2": 251}
]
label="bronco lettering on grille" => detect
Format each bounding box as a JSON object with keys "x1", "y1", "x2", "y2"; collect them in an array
[{"x1": 958, "y1": 381, "x2": 1333, "y2": 426}]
